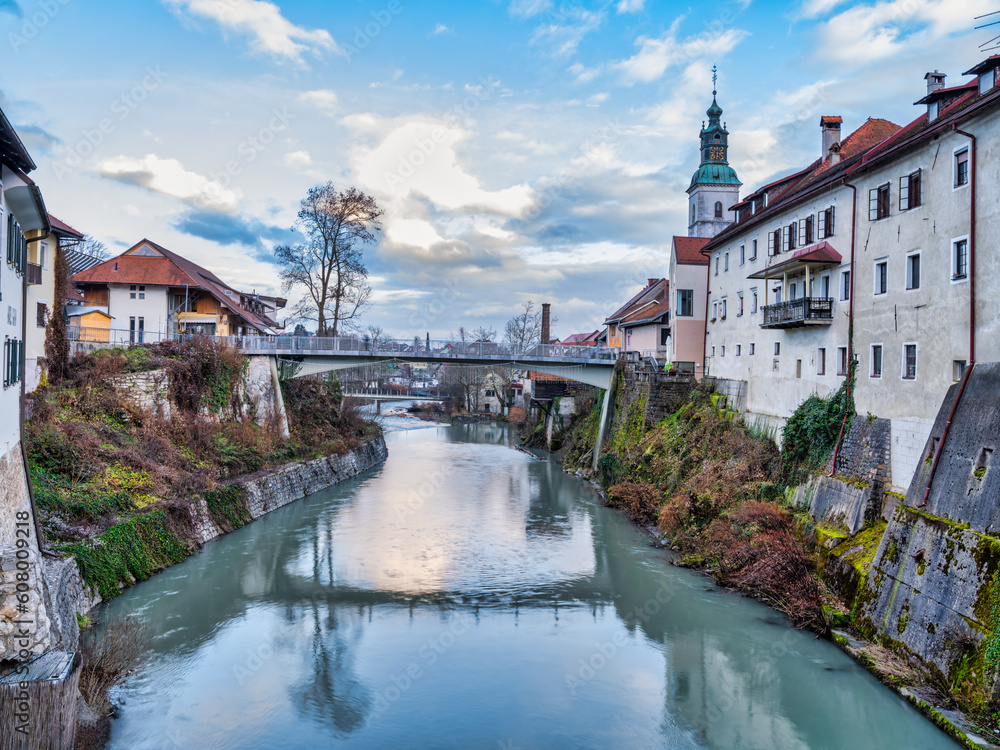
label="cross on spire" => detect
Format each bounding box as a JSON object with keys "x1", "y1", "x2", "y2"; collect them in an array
[{"x1": 712, "y1": 64, "x2": 718, "y2": 96}]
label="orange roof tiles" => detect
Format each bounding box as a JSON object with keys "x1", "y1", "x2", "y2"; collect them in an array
[{"x1": 673, "y1": 236, "x2": 711, "y2": 265}]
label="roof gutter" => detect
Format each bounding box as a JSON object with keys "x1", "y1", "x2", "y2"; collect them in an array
[{"x1": 919, "y1": 126, "x2": 978, "y2": 507}]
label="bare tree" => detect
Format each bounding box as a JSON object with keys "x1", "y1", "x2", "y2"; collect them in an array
[
  {"x1": 365, "y1": 324, "x2": 389, "y2": 353},
  {"x1": 275, "y1": 183, "x2": 383, "y2": 337},
  {"x1": 472, "y1": 325, "x2": 497, "y2": 342},
  {"x1": 503, "y1": 300, "x2": 549, "y2": 349},
  {"x1": 78, "y1": 234, "x2": 110, "y2": 261}
]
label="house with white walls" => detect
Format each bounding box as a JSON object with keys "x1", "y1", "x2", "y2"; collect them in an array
[{"x1": 702, "y1": 55, "x2": 1000, "y2": 490}]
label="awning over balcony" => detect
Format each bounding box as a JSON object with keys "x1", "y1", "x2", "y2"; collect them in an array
[{"x1": 747, "y1": 241, "x2": 842, "y2": 280}]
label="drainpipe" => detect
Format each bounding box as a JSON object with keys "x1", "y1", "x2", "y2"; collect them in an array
[
  {"x1": 701, "y1": 248, "x2": 711, "y2": 378},
  {"x1": 920, "y1": 127, "x2": 977, "y2": 507},
  {"x1": 829, "y1": 180, "x2": 857, "y2": 475}
]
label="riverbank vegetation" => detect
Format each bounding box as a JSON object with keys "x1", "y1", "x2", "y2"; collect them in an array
[
  {"x1": 27, "y1": 338, "x2": 379, "y2": 600},
  {"x1": 549, "y1": 380, "x2": 858, "y2": 631}
]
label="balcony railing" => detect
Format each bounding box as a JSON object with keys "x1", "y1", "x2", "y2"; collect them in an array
[
  {"x1": 761, "y1": 297, "x2": 834, "y2": 328},
  {"x1": 26, "y1": 262, "x2": 42, "y2": 285}
]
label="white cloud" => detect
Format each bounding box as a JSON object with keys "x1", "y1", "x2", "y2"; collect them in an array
[
  {"x1": 432, "y1": 23, "x2": 450, "y2": 35},
  {"x1": 530, "y1": 7, "x2": 605, "y2": 56},
  {"x1": 282, "y1": 150, "x2": 312, "y2": 167},
  {"x1": 616, "y1": 0, "x2": 646, "y2": 13},
  {"x1": 509, "y1": 0, "x2": 552, "y2": 19},
  {"x1": 816, "y1": 0, "x2": 994, "y2": 65},
  {"x1": 568, "y1": 61, "x2": 601, "y2": 84},
  {"x1": 616, "y1": 21, "x2": 749, "y2": 85},
  {"x1": 796, "y1": 0, "x2": 852, "y2": 17},
  {"x1": 299, "y1": 89, "x2": 338, "y2": 116},
  {"x1": 98, "y1": 154, "x2": 241, "y2": 213},
  {"x1": 163, "y1": 0, "x2": 338, "y2": 63}
]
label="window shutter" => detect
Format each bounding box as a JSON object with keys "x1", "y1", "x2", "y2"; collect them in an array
[
  {"x1": 869, "y1": 189, "x2": 878, "y2": 221},
  {"x1": 828, "y1": 206, "x2": 835, "y2": 236},
  {"x1": 912, "y1": 169, "x2": 922, "y2": 207},
  {"x1": 806, "y1": 215, "x2": 814, "y2": 244},
  {"x1": 899, "y1": 175, "x2": 909, "y2": 210}
]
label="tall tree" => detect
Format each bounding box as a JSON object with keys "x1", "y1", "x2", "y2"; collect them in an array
[
  {"x1": 503, "y1": 301, "x2": 548, "y2": 349},
  {"x1": 43, "y1": 245, "x2": 72, "y2": 383},
  {"x1": 275, "y1": 183, "x2": 383, "y2": 337}
]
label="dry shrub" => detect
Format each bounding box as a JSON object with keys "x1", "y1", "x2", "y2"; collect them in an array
[
  {"x1": 658, "y1": 492, "x2": 693, "y2": 534},
  {"x1": 704, "y1": 501, "x2": 822, "y2": 629},
  {"x1": 508, "y1": 405, "x2": 526, "y2": 427},
  {"x1": 606, "y1": 480, "x2": 661, "y2": 525},
  {"x1": 78, "y1": 613, "x2": 154, "y2": 717}
]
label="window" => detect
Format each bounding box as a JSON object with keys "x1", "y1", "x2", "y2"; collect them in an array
[
  {"x1": 720, "y1": 298, "x2": 727, "y2": 319},
  {"x1": 869, "y1": 183, "x2": 890, "y2": 220},
  {"x1": 660, "y1": 328, "x2": 670, "y2": 346},
  {"x1": 3, "y1": 338, "x2": 24, "y2": 389},
  {"x1": 900, "y1": 169, "x2": 922, "y2": 210},
  {"x1": 821, "y1": 274, "x2": 831, "y2": 299},
  {"x1": 724, "y1": 252, "x2": 729, "y2": 272},
  {"x1": 139, "y1": 285, "x2": 146, "y2": 300},
  {"x1": 798, "y1": 215, "x2": 814, "y2": 246},
  {"x1": 737, "y1": 292, "x2": 744, "y2": 317},
  {"x1": 712, "y1": 301, "x2": 718, "y2": 320},
  {"x1": 736, "y1": 344, "x2": 741, "y2": 356},
  {"x1": 739, "y1": 245, "x2": 745, "y2": 266},
  {"x1": 818, "y1": 205, "x2": 835, "y2": 239},
  {"x1": 774, "y1": 342, "x2": 781, "y2": 356},
  {"x1": 871, "y1": 344, "x2": 883, "y2": 378},
  {"x1": 715, "y1": 256, "x2": 719, "y2": 276},
  {"x1": 751, "y1": 289, "x2": 758, "y2": 314},
  {"x1": 39, "y1": 241, "x2": 47, "y2": 270},
  {"x1": 710, "y1": 346, "x2": 715, "y2": 357},
  {"x1": 953, "y1": 238, "x2": 969, "y2": 280},
  {"x1": 36, "y1": 302, "x2": 47, "y2": 328},
  {"x1": 903, "y1": 344, "x2": 917, "y2": 380},
  {"x1": 130, "y1": 317, "x2": 137, "y2": 344},
  {"x1": 721, "y1": 345, "x2": 726, "y2": 357},
  {"x1": 906, "y1": 253, "x2": 921, "y2": 290},
  {"x1": 874, "y1": 260, "x2": 887, "y2": 295},
  {"x1": 6, "y1": 212, "x2": 26, "y2": 276},
  {"x1": 783, "y1": 224, "x2": 795, "y2": 252},
  {"x1": 130, "y1": 284, "x2": 137, "y2": 300},
  {"x1": 841, "y1": 270, "x2": 851, "y2": 301},
  {"x1": 817, "y1": 348, "x2": 826, "y2": 375},
  {"x1": 715, "y1": 201, "x2": 723, "y2": 218},
  {"x1": 955, "y1": 148, "x2": 969, "y2": 187},
  {"x1": 677, "y1": 289, "x2": 694, "y2": 317},
  {"x1": 838, "y1": 347, "x2": 848, "y2": 376},
  {"x1": 750, "y1": 239, "x2": 758, "y2": 261},
  {"x1": 954, "y1": 360, "x2": 967, "y2": 381},
  {"x1": 796, "y1": 360, "x2": 802, "y2": 378},
  {"x1": 691, "y1": 204, "x2": 696, "y2": 224},
  {"x1": 749, "y1": 343, "x2": 755, "y2": 356},
  {"x1": 789, "y1": 282, "x2": 797, "y2": 301}
]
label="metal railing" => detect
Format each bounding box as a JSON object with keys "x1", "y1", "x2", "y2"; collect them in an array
[
  {"x1": 761, "y1": 297, "x2": 834, "y2": 328},
  {"x1": 66, "y1": 328, "x2": 618, "y2": 364}
]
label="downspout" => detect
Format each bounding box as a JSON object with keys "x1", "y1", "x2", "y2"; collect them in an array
[
  {"x1": 920, "y1": 127, "x2": 977, "y2": 507},
  {"x1": 701, "y1": 248, "x2": 711, "y2": 378},
  {"x1": 829, "y1": 180, "x2": 857, "y2": 475}
]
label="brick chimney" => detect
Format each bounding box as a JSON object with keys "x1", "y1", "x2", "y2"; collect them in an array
[
  {"x1": 820, "y1": 116, "x2": 842, "y2": 161},
  {"x1": 647, "y1": 278, "x2": 658, "y2": 287},
  {"x1": 925, "y1": 70, "x2": 946, "y2": 96},
  {"x1": 541, "y1": 303, "x2": 551, "y2": 345}
]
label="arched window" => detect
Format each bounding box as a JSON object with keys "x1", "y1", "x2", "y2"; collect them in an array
[
  {"x1": 714, "y1": 134, "x2": 721, "y2": 143},
  {"x1": 714, "y1": 201, "x2": 723, "y2": 218},
  {"x1": 691, "y1": 204, "x2": 697, "y2": 224}
]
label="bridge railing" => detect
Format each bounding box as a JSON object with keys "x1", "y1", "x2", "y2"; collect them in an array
[{"x1": 65, "y1": 329, "x2": 617, "y2": 363}]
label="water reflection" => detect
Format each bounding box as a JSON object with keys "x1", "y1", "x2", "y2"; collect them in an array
[{"x1": 104, "y1": 422, "x2": 958, "y2": 750}]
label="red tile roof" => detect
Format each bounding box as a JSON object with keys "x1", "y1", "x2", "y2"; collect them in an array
[
  {"x1": 747, "y1": 241, "x2": 842, "y2": 279},
  {"x1": 605, "y1": 279, "x2": 669, "y2": 327},
  {"x1": 673, "y1": 236, "x2": 711, "y2": 265},
  {"x1": 561, "y1": 331, "x2": 600, "y2": 345},
  {"x1": 47, "y1": 213, "x2": 84, "y2": 239}
]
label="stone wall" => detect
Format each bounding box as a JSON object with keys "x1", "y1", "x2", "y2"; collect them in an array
[
  {"x1": 833, "y1": 415, "x2": 891, "y2": 489},
  {"x1": 788, "y1": 474, "x2": 877, "y2": 536},
  {"x1": 644, "y1": 379, "x2": 693, "y2": 423},
  {"x1": 0, "y1": 446, "x2": 53, "y2": 662}
]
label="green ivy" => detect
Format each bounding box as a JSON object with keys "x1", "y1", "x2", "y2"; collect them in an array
[
  {"x1": 204, "y1": 484, "x2": 252, "y2": 532},
  {"x1": 782, "y1": 357, "x2": 856, "y2": 469}
]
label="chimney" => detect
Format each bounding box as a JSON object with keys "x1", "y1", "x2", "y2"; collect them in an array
[
  {"x1": 541, "y1": 303, "x2": 551, "y2": 345},
  {"x1": 647, "y1": 278, "x2": 658, "y2": 287},
  {"x1": 820, "y1": 116, "x2": 842, "y2": 160},
  {"x1": 829, "y1": 141, "x2": 842, "y2": 165},
  {"x1": 925, "y1": 70, "x2": 946, "y2": 96}
]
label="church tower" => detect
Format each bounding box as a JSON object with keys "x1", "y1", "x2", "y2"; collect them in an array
[{"x1": 687, "y1": 67, "x2": 741, "y2": 238}]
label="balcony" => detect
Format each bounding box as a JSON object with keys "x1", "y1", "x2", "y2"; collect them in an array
[
  {"x1": 761, "y1": 297, "x2": 834, "y2": 329},
  {"x1": 26, "y1": 262, "x2": 42, "y2": 285}
]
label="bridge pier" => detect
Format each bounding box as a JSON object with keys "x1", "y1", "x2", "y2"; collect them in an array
[
  {"x1": 592, "y1": 367, "x2": 618, "y2": 473},
  {"x1": 373, "y1": 399, "x2": 381, "y2": 415},
  {"x1": 268, "y1": 356, "x2": 290, "y2": 439}
]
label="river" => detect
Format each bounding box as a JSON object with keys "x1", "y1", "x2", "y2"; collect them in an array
[{"x1": 102, "y1": 418, "x2": 958, "y2": 749}]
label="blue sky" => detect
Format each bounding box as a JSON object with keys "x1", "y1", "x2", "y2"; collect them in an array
[{"x1": 1, "y1": 0, "x2": 994, "y2": 338}]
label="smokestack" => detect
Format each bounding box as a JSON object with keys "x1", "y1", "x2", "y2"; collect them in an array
[
  {"x1": 925, "y1": 70, "x2": 946, "y2": 96},
  {"x1": 829, "y1": 141, "x2": 842, "y2": 165},
  {"x1": 820, "y1": 116, "x2": 842, "y2": 161},
  {"x1": 541, "y1": 303, "x2": 551, "y2": 345}
]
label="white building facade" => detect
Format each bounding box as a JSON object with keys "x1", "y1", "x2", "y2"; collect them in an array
[{"x1": 703, "y1": 58, "x2": 1000, "y2": 491}]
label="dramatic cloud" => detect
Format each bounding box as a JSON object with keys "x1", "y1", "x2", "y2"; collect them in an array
[
  {"x1": 615, "y1": 22, "x2": 749, "y2": 85},
  {"x1": 815, "y1": 0, "x2": 994, "y2": 65},
  {"x1": 172, "y1": 209, "x2": 296, "y2": 259},
  {"x1": 163, "y1": 0, "x2": 339, "y2": 63},
  {"x1": 98, "y1": 154, "x2": 241, "y2": 213}
]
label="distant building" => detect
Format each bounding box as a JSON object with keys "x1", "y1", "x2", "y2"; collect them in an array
[
  {"x1": 667, "y1": 236, "x2": 710, "y2": 377},
  {"x1": 603, "y1": 278, "x2": 670, "y2": 362},
  {"x1": 71, "y1": 239, "x2": 286, "y2": 343}
]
